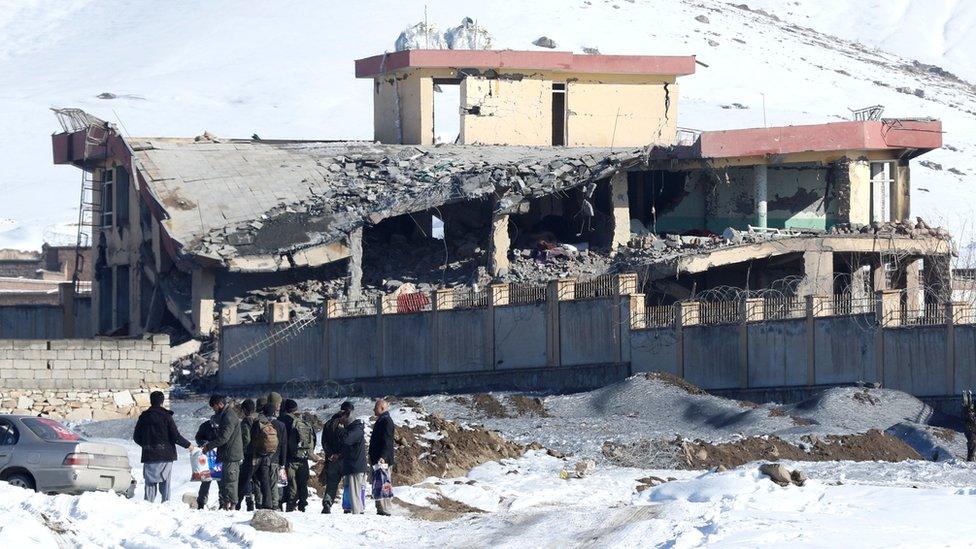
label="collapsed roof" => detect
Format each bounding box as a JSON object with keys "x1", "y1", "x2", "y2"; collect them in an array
[{"x1": 128, "y1": 138, "x2": 645, "y2": 272}]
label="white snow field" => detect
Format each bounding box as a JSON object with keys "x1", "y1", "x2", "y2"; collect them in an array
[
  {"x1": 2, "y1": 381, "x2": 975, "y2": 547},
  {"x1": 2, "y1": 449, "x2": 976, "y2": 548},
  {"x1": 0, "y1": 0, "x2": 974, "y2": 251}
]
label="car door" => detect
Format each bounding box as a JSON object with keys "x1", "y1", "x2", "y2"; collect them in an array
[{"x1": 0, "y1": 418, "x2": 18, "y2": 471}]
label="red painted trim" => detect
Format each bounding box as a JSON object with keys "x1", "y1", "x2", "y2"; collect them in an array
[
  {"x1": 354, "y1": 49, "x2": 696, "y2": 78},
  {"x1": 695, "y1": 120, "x2": 942, "y2": 158}
]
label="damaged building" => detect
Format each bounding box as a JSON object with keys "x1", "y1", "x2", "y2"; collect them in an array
[{"x1": 50, "y1": 49, "x2": 950, "y2": 348}]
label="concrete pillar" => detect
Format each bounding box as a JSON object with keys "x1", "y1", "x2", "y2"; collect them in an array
[
  {"x1": 923, "y1": 254, "x2": 953, "y2": 303},
  {"x1": 871, "y1": 261, "x2": 887, "y2": 292},
  {"x1": 851, "y1": 265, "x2": 869, "y2": 300},
  {"x1": 615, "y1": 273, "x2": 638, "y2": 296},
  {"x1": 489, "y1": 283, "x2": 509, "y2": 306},
  {"x1": 892, "y1": 161, "x2": 911, "y2": 222},
  {"x1": 489, "y1": 214, "x2": 511, "y2": 277},
  {"x1": 741, "y1": 297, "x2": 764, "y2": 322},
  {"x1": 754, "y1": 164, "x2": 768, "y2": 229},
  {"x1": 610, "y1": 171, "x2": 631, "y2": 248},
  {"x1": 545, "y1": 280, "x2": 563, "y2": 367},
  {"x1": 375, "y1": 294, "x2": 385, "y2": 376},
  {"x1": 799, "y1": 250, "x2": 833, "y2": 297},
  {"x1": 59, "y1": 282, "x2": 76, "y2": 338},
  {"x1": 219, "y1": 303, "x2": 238, "y2": 327},
  {"x1": 190, "y1": 267, "x2": 215, "y2": 337},
  {"x1": 265, "y1": 301, "x2": 290, "y2": 324},
  {"x1": 903, "y1": 258, "x2": 923, "y2": 314},
  {"x1": 323, "y1": 298, "x2": 341, "y2": 319},
  {"x1": 847, "y1": 158, "x2": 872, "y2": 225},
  {"x1": 433, "y1": 288, "x2": 454, "y2": 310},
  {"x1": 347, "y1": 227, "x2": 363, "y2": 299},
  {"x1": 876, "y1": 289, "x2": 901, "y2": 327},
  {"x1": 676, "y1": 301, "x2": 700, "y2": 326},
  {"x1": 555, "y1": 278, "x2": 576, "y2": 301},
  {"x1": 629, "y1": 294, "x2": 646, "y2": 329}
]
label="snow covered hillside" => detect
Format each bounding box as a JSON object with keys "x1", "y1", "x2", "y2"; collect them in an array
[{"x1": 0, "y1": 0, "x2": 974, "y2": 253}]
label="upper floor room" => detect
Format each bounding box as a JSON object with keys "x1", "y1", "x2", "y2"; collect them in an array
[{"x1": 354, "y1": 49, "x2": 696, "y2": 147}]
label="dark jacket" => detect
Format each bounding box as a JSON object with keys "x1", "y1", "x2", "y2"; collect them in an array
[
  {"x1": 322, "y1": 412, "x2": 345, "y2": 456},
  {"x1": 368, "y1": 411, "x2": 395, "y2": 467},
  {"x1": 210, "y1": 406, "x2": 244, "y2": 463},
  {"x1": 195, "y1": 417, "x2": 218, "y2": 446},
  {"x1": 340, "y1": 419, "x2": 367, "y2": 475},
  {"x1": 241, "y1": 414, "x2": 255, "y2": 457},
  {"x1": 133, "y1": 406, "x2": 191, "y2": 463}
]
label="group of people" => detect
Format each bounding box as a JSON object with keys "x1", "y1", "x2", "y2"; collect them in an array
[{"x1": 132, "y1": 390, "x2": 396, "y2": 515}]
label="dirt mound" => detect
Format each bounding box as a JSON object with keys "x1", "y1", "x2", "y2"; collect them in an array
[
  {"x1": 310, "y1": 405, "x2": 524, "y2": 491},
  {"x1": 509, "y1": 395, "x2": 550, "y2": 417},
  {"x1": 680, "y1": 429, "x2": 921, "y2": 468},
  {"x1": 643, "y1": 372, "x2": 706, "y2": 395},
  {"x1": 604, "y1": 429, "x2": 920, "y2": 469},
  {"x1": 471, "y1": 393, "x2": 510, "y2": 418}
]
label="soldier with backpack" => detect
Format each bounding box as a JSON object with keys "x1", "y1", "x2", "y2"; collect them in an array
[
  {"x1": 281, "y1": 399, "x2": 314, "y2": 512},
  {"x1": 250, "y1": 401, "x2": 286, "y2": 509},
  {"x1": 320, "y1": 401, "x2": 354, "y2": 514}
]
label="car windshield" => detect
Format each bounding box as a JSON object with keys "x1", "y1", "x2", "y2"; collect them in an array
[{"x1": 21, "y1": 418, "x2": 82, "y2": 442}]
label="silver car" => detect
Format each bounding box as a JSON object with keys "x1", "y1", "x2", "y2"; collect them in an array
[{"x1": 0, "y1": 415, "x2": 133, "y2": 495}]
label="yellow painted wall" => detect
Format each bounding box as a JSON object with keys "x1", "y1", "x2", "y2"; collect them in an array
[
  {"x1": 460, "y1": 76, "x2": 552, "y2": 145},
  {"x1": 565, "y1": 75, "x2": 678, "y2": 147},
  {"x1": 371, "y1": 68, "x2": 679, "y2": 147},
  {"x1": 847, "y1": 157, "x2": 872, "y2": 225},
  {"x1": 373, "y1": 71, "x2": 432, "y2": 144}
]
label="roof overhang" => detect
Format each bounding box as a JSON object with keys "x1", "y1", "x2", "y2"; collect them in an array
[
  {"x1": 355, "y1": 49, "x2": 697, "y2": 78},
  {"x1": 695, "y1": 119, "x2": 942, "y2": 159}
]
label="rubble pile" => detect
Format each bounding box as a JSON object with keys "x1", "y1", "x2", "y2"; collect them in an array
[
  {"x1": 190, "y1": 142, "x2": 645, "y2": 267},
  {"x1": 829, "y1": 218, "x2": 951, "y2": 238}
]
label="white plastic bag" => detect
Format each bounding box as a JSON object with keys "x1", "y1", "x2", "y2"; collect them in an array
[
  {"x1": 190, "y1": 449, "x2": 210, "y2": 481},
  {"x1": 190, "y1": 449, "x2": 222, "y2": 481}
]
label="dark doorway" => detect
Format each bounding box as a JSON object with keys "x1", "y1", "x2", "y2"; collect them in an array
[{"x1": 551, "y1": 83, "x2": 566, "y2": 146}]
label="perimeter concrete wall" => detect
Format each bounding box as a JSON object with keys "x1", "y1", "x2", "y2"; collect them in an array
[{"x1": 219, "y1": 293, "x2": 630, "y2": 393}]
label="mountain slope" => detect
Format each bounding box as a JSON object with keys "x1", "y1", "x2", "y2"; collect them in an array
[{"x1": 0, "y1": 0, "x2": 973, "y2": 252}]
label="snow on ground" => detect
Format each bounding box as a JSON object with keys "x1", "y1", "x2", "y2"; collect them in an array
[
  {"x1": 1, "y1": 0, "x2": 974, "y2": 251},
  {"x1": 2, "y1": 448, "x2": 976, "y2": 547},
  {"x1": 1, "y1": 383, "x2": 975, "y2": 546},
  {"x1": 406, "y1": 377, "x2": 962, "y2": 460}
]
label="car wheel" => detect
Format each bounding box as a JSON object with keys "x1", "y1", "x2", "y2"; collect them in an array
[{"x1": 5, "y1": 472, "x2": 35, "y2": 491}]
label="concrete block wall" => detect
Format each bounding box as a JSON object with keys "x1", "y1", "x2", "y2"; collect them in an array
[
  {"x1": 0, "y1": 335, "x2": 171, "y2": 420},
  {"x1": 219, "y1": 275, "x2": 637, "y2": 389}
]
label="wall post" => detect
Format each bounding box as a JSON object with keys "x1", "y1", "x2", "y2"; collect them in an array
[
  {"x1": 59, "y1": 282, "x2": 76, "y2": 338},
  {"x1": 674, "y1": 301, "x2": 698, "y2": 380},
  {"x1": 487, "y1": 284, "x2": 508, "y2": 370},
  {"x1": 375, "y1": 294, "x2": 385, "y2": 377},
  {"x1": 546, "y1": 280, "x2": 573, "y2": 367}
]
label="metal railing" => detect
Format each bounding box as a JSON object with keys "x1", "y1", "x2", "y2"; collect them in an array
[
  {"x1": 762, "y1": 296, "x2": 805, "y2": 320},
  {"x1": 828, "y1": 294, "x2": 874, "y2": 317},
  {"x1": 900, "y1": 302, "x2": 948, "y2": 326},
  {"x1": 453, "y1": 287, "x2": 488, "y2": 310},
  {"x1": 573, "y1": 275, "x2": 616, "y2": 300},
  {"x1": 508, "y1": 282, "x2": 546, "y2": 305},
  {"x1": 699, "y1": 300, "x2": 739, "y2": 325},
  {"x1": 644, "y1": 304, "x2": 675, "y2": 328}
]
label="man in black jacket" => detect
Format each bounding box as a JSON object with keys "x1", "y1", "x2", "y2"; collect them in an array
[
  {"x1": 368, "y1": 398, "x2": 395, "y2": 516},
  {"x1": 320, "y1": 401, "x2": 353, "y2": 514},
  {"x1": 133, "y1": 391, "x2": 193, "y2": 503},
  {"x1": 340, "y1": 412, "x2": 367, "y2": 514}
]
